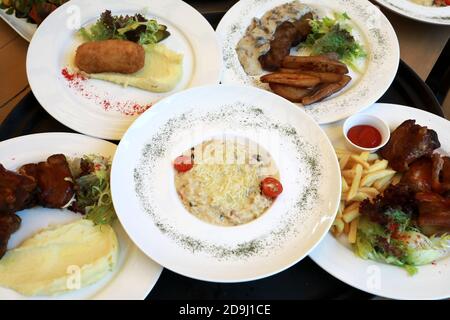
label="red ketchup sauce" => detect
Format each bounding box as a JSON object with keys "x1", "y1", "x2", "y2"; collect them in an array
[{"x1": 347, "y1": 125, "x2": 382, "y2": 148}]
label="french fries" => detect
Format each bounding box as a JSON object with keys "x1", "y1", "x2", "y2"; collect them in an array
[
  {"x1": 261, "y1": 55, "x2": 352, "y2": 105},
  {"x1": 332, "y1": 148, "x2": 397, "y2": 244}
]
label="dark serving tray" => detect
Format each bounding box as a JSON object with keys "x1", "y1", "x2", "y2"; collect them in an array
[{"x1": 0, "y1": 10, "x2": 444, "y2": 300}]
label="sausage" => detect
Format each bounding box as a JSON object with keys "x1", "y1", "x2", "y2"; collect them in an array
[
  {"x1": 75, "y1": 39, "x2": 145, "y2": 74},
  {"x1": 258, "y1": 13, "x2": 313, "y2": 71}
]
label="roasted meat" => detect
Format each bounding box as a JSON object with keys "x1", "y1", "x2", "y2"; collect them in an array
[
  {"x1": 0, "y1": 164, "x2": 37, "y2": 215},
  {"x1": 19, "y1": 154, "x2": 74, "y2": 208},
  {"x1": 400, "y1": 158, "x2": 433, "y2": 193},
  {"x1": 379, "y1": 120, "x2": 440, "y2": 172},
  {"x1": 259, "y1": 13, "x2": 313, "y2": 71},
  {"x1": 0, "y1": 214, "x2": 21, "y2": 259},
  {"x1": 416, "y1": 192, "x2": 450, "y2": 236}
]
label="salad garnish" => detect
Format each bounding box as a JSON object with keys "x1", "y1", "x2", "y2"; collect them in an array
[
  {"x1": 78, "y1": 10, "x2": 170, "y2": 45},
  {"x1": 302, "y1": 12, "x2": 366, "y2": 72}
]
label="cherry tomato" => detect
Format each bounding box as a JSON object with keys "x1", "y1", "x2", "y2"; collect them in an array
[
  {"x1": 445, "y1": 0, "x2": 450, "y2": 5},
  {"x1": 261, "y1": 177, "x2": 283, "y2": 198},
  {"x1": 173, "y1": 156, "x2": 193, "y2": 172}
]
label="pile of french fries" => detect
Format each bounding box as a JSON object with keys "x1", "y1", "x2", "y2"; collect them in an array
[
  {"x1": 260, "y1": 55, "x2": 352, "y2": 105},
  {"x1": 332, "y1": 148, "x2": 402, "y2": 244}
]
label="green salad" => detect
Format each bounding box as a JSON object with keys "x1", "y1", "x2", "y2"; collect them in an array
[
  {"x1": 78, "y1": 10, "x2": 170, "y2": 45},
  {"x1": 302, "y1": 12, "x2": 366, "y2": 72},
  {"x1": 356, "y1": 186, "x2": 450, "y2": 275},
  {"x1": 69, "y1": 155, "x2": 116, "y2": 226}
]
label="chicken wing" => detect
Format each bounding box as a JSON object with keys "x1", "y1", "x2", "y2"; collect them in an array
[
  {"x1": 379, "y1": 120, "x2": 440, "y2": 172},
  {"x1": 0, "y1": 164, "x2": 37, "y2": 215},
  {"x1": 19, "y1": 154, "x2": 74, "y2": 208}
]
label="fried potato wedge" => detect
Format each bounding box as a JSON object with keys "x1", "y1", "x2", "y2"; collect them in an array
[
  {"x1": 278, "y1": 69, "x2": 343, "y2": 83},
  {"x1": 302, "y1": 75, "x2": 351, "y2": 105},
  {"x1": 260, "y1": 72, "x2": 320, "y2": 88},
  {"x1": 282, "y1": 55, "x2": 349, "y2": 74},
  {"x1": 269, "y1": 83, "x2": 312, "y2": 102}
]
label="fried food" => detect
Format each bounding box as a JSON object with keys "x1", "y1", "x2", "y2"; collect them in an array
[
  {"x1": 301, "y1": 75, "x2": 351, "y2": 105},
  {"x1": 75, "y1": 39, "x2": 145, "y2": 74},
  {"x1": 269, "y1": 83, "x2": 311, "y2": 102},
  {"x1": 258, "y1": 13, "x2": 313, "y2": 71},
  {"x1": 0, "y1": 214, "x2": 21, "y2": 259},
  {"x1": 282, "y1": 55, "x2": 349, "y2": 74},
  {"x1": 19, "y1": 154, "x2": 74, "y2": 209},
  {"x1": 379, "y1": 120, "x2": 441, "y2": 172},
  {"x1": 260, "y1": 72, "x2": 320, "y2": 87},
  {"x1": 0, "y1": 165, "x2": 36, "y2": 215},
  {"x1": 400, "y1": 158, "x2": 433, "y2": 193},
  {"x1": 416, "y1": 192, "x2": 450, "y2": 236}
]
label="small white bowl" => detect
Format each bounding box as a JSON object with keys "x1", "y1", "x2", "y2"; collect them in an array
[{"x1": 343, "y1": 114, "x2": 390, "y2": 153}]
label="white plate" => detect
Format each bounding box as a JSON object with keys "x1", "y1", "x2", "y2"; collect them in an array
[
  {"x1": 26, "y1": 0, "x2": 222, "y2": 140},
  {"x1": 216, "y1": 0, "x2": 399, "y2": 124},
  {"x1": 374, "y1": 0, "x2": 450, "y2": 25},
  {"x1": 0, "y1": 133, "x2": 162, "y2": 300},
  {"x1": 310, "y1": 103, "x2": 450, "y2": 300},
  {"x1": 0, "y1": 9, "x2": 35, "y2": 42},
  {"x1": 111, "y1": 84, "x2": 341, "y2": 282}
]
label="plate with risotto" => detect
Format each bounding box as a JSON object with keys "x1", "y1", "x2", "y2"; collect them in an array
[
  {"x1": 111, "y1": 85, "x2": 341, "y2": 282},
  {"x1": 373, "y1": 0, "x2": 450, "y2": 25}
]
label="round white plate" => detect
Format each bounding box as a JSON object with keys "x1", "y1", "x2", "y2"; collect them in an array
[
  {"x1": 26, "y1": 0, "x2": 222, "y2": 140},
  {"x1": 310, "y1": 103, "x2": 450, "y2": 300},
  {"x1": 111, "y1": 84, "x2": 341, "y2": 282},
  {"x1": 0, "y1": 9, "x2": 35, "y2": 42},
  {"x1": 374, "y1": 0, "x2": 450, "y2": 25},
  {"x1": 0, "y1": 133, "x2": 162, "y2": 300},
  {"x1": 216, "y1": 0, "x2": 399, "y2": 124}
]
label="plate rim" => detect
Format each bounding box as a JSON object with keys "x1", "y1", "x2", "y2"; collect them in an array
[
  {"x1": 373, "y1": 0, "x2": 450, "y2": 25},
  {"x1": 111, "y1": 83, "x2": 342, "y2": 283},
  {"x1": 25, "y1": 0, "x2": 223, "y2": 140},
  {"x1": 310, "y1": 102, "x2": 450, "y2": 300},
  {"x1": 0, "y1": 132, "x2": 163, "y2": 300},
  {"x1": 215, "y1": 0, "x2": 400, "y2": 124}
]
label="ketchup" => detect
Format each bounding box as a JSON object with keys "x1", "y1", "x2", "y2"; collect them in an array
[{"x1": 347, "y1": 125, "x2": 382, "y2": 148}]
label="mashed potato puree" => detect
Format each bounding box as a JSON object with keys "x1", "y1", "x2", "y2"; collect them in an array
[
  {"x1": 175, "y1": 139, "x2": 280, "y2": 226},
  {"x1": 0, "y1": 219, "x2": 118, "y2": 296},
  {"x1": 90, "y1": 43, "x2": 183, "y2": 93}
]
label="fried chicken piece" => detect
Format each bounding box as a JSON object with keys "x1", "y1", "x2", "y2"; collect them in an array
[
  {"x1": 0, "y1": 164, "x2": 37, "y2": 215},
  {"x1": 400, "y1": 158, "x2": 433, "y2": 193},
  {"x1": 259, "y1": 13, "x2": 313, "y2": 71},
  {"x1": 75, "y1": 39, "x2": 145, "y2": 74},
  {"x1": 379, "y1": 120, "x2": 440, "y2": 172},
  {"x1": 0, "y1": 214, "x2": 21, "y2": 259},
  {"x1": 416, "y1": 192, "x2": 450, "y2": 236},
  {"x1": 19, "y1": 154, "x2": 74, "y2": 208}
]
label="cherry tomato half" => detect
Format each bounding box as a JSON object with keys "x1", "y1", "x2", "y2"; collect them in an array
[
  {"x1": 174, "y1": 156, "x2": 193, "y2": 172},
  {"x1": 261, "y1": 177, "x2": 283, "y2": 198}
]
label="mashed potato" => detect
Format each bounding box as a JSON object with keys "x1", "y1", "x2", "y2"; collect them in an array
[
  {"x1": 89, "y1": 43, "x2": 183, "y2": 93},
  {"x1": 175, "y1": 139, "x2": 279, "y2": 226},
  {"x1": 0, "y1": 219, "x2": 118, "y2": 296}
]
